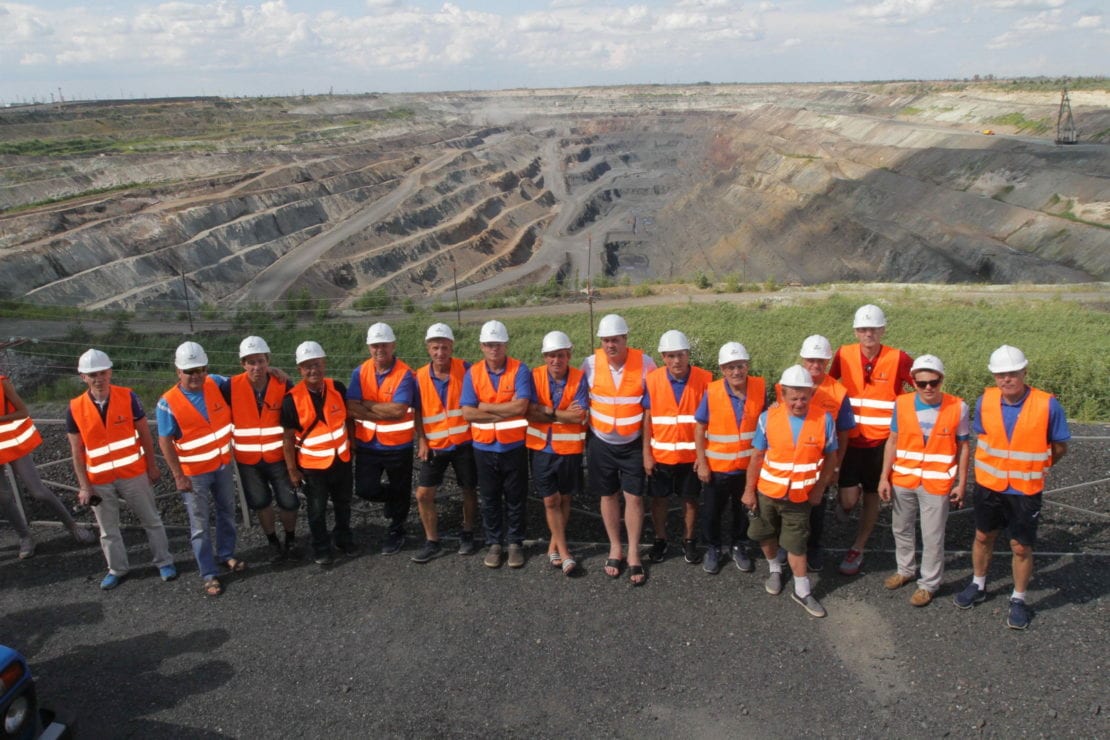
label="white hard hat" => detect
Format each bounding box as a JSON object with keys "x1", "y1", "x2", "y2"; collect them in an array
[
  {"x1": 366, "y1": 322, "x2": 396, "y2": 344},
  {"x1": 988, "y1": 344, "x2": 1028, "y2": 374},
  {"x1": 174, "y1": 341, "x2": 209, "y2": 370},
  {"x1": 479, "y1": 320, "x2": 510, "y2": 343},
  {"x1": 779, "y1": 364, "x2": 815, "y2": 389},
  {"x1": 295, "y1": 341, "x2": 327, "y2": 364},
  {"x1": 541, "y1": 330, "x2": 573, "y2": 354},
  {"x1": 239, "y1": 335, "x2": 271, "y2": 358},
  {"x1": 799, "y1": 334, "x2": 833, "y2": 360},
  {"x1": 853, "y1": 304, "x2": 887, "y2": 329},
  {"x1": 657, "y1": 330, "x2": 690, "y2": 353},
  {"x1": 78, "y1": 348, "x2": 112, "y2": 374},
  {"x1": 911, "y1": 354, "x2": 945, "y2": 377},
  {"x1": 718, "y1": 342, "x2": 750, "y2": 365},
  {"x1": 597, "y1": 313, "x2": 629, "y2": 338},
  {"x1": 425, "y1": 323, "x2": 455, "y2": 342}
]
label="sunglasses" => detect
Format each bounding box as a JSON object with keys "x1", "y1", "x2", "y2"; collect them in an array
[
  {"x1": 182, "y1": 367, "x2": 207, "y2": 376},
  {"x1": 915, "y1": 379, "x2": 941, "y2": 389}
]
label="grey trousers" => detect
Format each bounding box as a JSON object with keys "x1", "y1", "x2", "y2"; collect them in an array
[
  {"x1": 891, "y1": 484, "x2": 950, "y2": 593},
  {"x1": 0, "y1": 455, "x2": 77, "y2": 536},
  {"x1": 92, "y1": 473, "x2": 173, "y2": 575}
]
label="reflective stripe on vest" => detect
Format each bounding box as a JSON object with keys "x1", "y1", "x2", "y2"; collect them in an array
[
  {"x1": 757, "y1": 405, "x2": 827, "y2": 503},
  {"x1": 163, "y1": 378, "x2": 233, "y2": 476},
  {"x1": 838, "y1": 344, "x2": 901, "y2": 443},
  {"x1": 469, "y1": 358, "x2": 528, "y2": 446},
  {"x1": 354, "y1": 359, "x2": 415, "y2": 446},
  {"x1": 588, "y1": 348, "x2": 645, "y2": 439},
  {"x1": 290, "y1": 379, "x2": 351, "y2": 470},
  {"x1": 69, "y1": 386, "x2": 147, "y2": 484},
  {"x1": 974, "y1": 386, "x2": 1053, "y2": 495},
  {"x1": 889, "y1": 392, "x2": 963, "y2": 495},
  {"x1": 230, "y1": 374, "x2": 288, "y2": 464},
  {"x1": 527, "y1": 366, "x2": 587, "y2": 454},
  {"x1": 646, "y1": 365, "x2": 711, "y2": 465},
  {"x1": 0, "y1": 376, "x2": 42, "y2": 465},
  {"x1": 417, "y1": 359, "x2": 472, "y2": 449},
  {"x1": 704, "y1": 377, "x2": 764, "y2": 473}
]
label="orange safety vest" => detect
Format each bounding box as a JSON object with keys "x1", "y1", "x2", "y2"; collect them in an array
[
  {"x1": 527, "y1": 367, "x2": 587, "y2": 454},
  {"x1": 704, "y1": 377, "x2": 765, "y2": 474},
  {"x1": 588, "y1": 348, "x2": 645, "y2": 439},
  {"x1": 757, "y1": 405, "x2": 828, "y2": 503},
  {"x1": 468, "y1": 358, "x2": 529, "y2": 446},
  {"x1": 0, "y1": 375, "x2": 42, "y2": 465},
  {"x1": 289, "y1": 379, "x2": 351, "y2": 470},
  {"x1": 162, "y1": 378, "x2": 233, "y2": 476},
  {"x1": 353, "y1": 359, "x2": 415, "y2": 446},
  {"x1": 416, "y1": 359, "x2": 472, "y2": 450},
  {"x1": 776, "y1": 375, "x2": 848, "y2": 420},
  {"x1": 974, "y1": 386, "x2": 1053, "y2": 496},
  {"x1": 230, "y1": 374, "x2": 287, "y2": 465},
  {"x1": 890, "y1": 392, "x2": 963, "y2": 495},
  {"x1": 647, "y1": 366, "x2": 711, "y2": 465},
  {"x1": 837, "y1": 344, "x2": 901, "y2": 444},
  {"x1": 69, "y1": 386, "x2": 147, "y2": 484}
]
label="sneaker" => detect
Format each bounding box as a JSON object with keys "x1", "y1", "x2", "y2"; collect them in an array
[
  {"x1": 268, "y1": 540, "x2": 287, "y2": 564},
  {"x1": 791, "y1": 591, "x2": 828, "y2": 618},
  {"x1": 411, "y1": 540, "x2": 443, "y2": 564},
  {"x1": 648, "y1": 539, "x2": 667, "y2": 563},
  {"x1": 283, "y1": 540, "x2": 302, "y2": 561},
  {"x1": 72, "y1": 526, "x2": 97, "y2": 545},
  {"x1": 764, "y1": 570, "x2": 784, "y2": 595},
  {"x1": 703, "y1": 546, "x2": 720, "y2": 575},
  {"x1": 1006, "y1": 598, "x2": 1030, "y2": 630},
  {"x1": 18, "y1": 537, "x2": 35, "y2": 560},
  {"x1": 838, "y1": 548, "x2": 864, "y2": 575},
  {"x1": 683, "y1": 539, "x2": 702, "y2": 565},
  {"x1": 483, "y1": 544, "x2": 503, "y2": 569},
  {"x1": 806, "y1": 546, "x2": 824, "y2": 573},
  {"x1": 338, "y1": 540, "x2": 362, "y2": 557},
  {"x1": 381, "y1": 532, "x2": 404, "y2": 556},
  {"x1": 457, "y1": 531, "x2": 479, "y2": 556},
  {"x1": 100, "y1": 572, "x2": 125, "y2": 590},
  {"x1": 158, "y1": 565, "x2": 178, "y2": 582},
  {"x1": 910, "y1": 589, "x2": 933, "y2": 607},
  {"x1": 314, "y1": 550, "x2": 334, "y2": 566},
  {"x1": 732, "y1": 544, "x2": 754, "y2": 573},
  {"x1": 884, "y1": 572, "x2": 914, "y2": 590},
  {"x1": 507, "y1": 543, "x2": 525, "y2": 569},
  {"x1": 953, "y1": 581, "x2": 986, "y2": 609}
]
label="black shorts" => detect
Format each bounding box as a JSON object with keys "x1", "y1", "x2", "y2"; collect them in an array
[
  {"x1": 587, "y1": 435, "x2": 645, "y2": 497},
  {"x1": 531, "y1": 450, "x2": 583, "y2": 498},
  {"x1": 417, "y1": 443, "x2": 478, "y2": 489},
  {"x1": 838, "y1": 444, "x2": 884, "y2": 492},
  {"x1": 973, "y1": 485, "x2": 1042, "y2": 547},
  {"x1": 648, "y1": 462, "x2": 701, "y2": 499}
]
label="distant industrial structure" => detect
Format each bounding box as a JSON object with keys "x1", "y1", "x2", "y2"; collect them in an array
[{"x1": 1056, "y1": 88, "x2": 1078, "y2": 145}]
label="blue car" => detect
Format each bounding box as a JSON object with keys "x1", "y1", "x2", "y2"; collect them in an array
[{"x1": 0, "y1": 645, "x2": 73, "y2": 740}]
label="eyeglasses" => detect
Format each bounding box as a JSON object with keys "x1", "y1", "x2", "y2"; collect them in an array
[
  {"x1": 863, "y1": 362, "x2": 874, "y2": 383},
  {"x1": 182, "y1": 367, "x2": 207, "y2": 376},
  {"x1": 915, "y1": 379, "x2": 941, "y2": 389}
]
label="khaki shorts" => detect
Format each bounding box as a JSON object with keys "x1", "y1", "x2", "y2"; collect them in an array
[{"x1": 747, "y1": 492, "x2": 811, "y2": 555}]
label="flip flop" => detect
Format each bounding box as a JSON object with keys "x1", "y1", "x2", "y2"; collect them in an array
[
  {"x1": 604, "y1": 558, "x2": 624, "y2": 578},
  {"x1": 221, "y1": 558, "x2": 247, "y2": 572},
  {"x1": 628, "y1": 564, "x2": 646, "y2": 586},
  {"x1": 548, "y1": 552, "x2": 563, "y2": 568},
  {"x1": 204, "y1": 578, "x2": 223, "y2": 597},
  {"x1": 561, "y1": 557, "x2": 577, "y2": 576}
]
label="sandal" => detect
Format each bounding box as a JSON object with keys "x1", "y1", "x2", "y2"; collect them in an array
[
  {"x1": 204, "y1": 578, "x2": 223, "y2": 597},
  {"x1": 628, "y1": 564, "x2": 646, "y2": 586},
  {"x1": 604, "y1": 558, "x2": 624, "y2": 578},
  {"x1": 221, "y1": 558, "x2": 247, "y2": 572},
  {"x1": 548, "y1": 552, "x2": 563, "y2": 568},
  {"x1": 561, "y1": 557, "x2": 577, "y2": 576}
]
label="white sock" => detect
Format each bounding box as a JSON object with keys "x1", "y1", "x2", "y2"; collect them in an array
[
  {"x1": 973, "y1": 575, "x2": 987, "y2": 589},
  {"x1": 794, "y1": 576, "x2": 812, "y2": 598},
  {"x1": 1011, "y1": 590, "x2": 1026, "y2": 602},
  {"x1": 769, "y1": 560, "x2": 783, "y2": 574}
]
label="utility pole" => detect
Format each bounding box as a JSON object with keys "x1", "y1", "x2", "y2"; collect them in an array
[
  {"x1": 179, "y1": 264, "x2": 195, "y2": 334},
  {"x1": 449, "y1": 253, "x2": 461, "y2": 328},
  {"x1": 1055, "y1": 88, "x2": 1078, "y2": 145},
  {"x1": 586, "y1": 233, "x2": 594, "y2": 337}
]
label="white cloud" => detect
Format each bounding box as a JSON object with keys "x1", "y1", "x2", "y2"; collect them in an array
[
  {"x1": 849, "y1": 0, "x2": 945, "y2": 24},
  {"x1": 987, "y1": 0, "x2": 1065, "y2": 8},
  {"x1": 1074, "y1": 13, "x2": 1101, "y2": 28}
]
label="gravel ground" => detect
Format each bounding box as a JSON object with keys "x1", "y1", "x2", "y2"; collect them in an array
[{"x1": 2, "y1": 423, "x2": 1107, "y2": 738}]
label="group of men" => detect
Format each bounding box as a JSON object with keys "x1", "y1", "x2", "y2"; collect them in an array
[{"x1": 51, "y1": 303, "x2": 1070, "y2": 629}]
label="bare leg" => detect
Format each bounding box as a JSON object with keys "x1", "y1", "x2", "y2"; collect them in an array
[
  {"x1": 683, "y1": 499, "x2": 698, "y2": 540},
  {"x1": 461, "y1": 488, "x2": 477, "y2": 533},
  {"x1": 850, "y1": 491, "x2": 880, "y2": 551},
  {"x1": 415, "y1": 485, "x2": 438, "y2": 541},
  {"x1": 544, "y1": 493, "x2": 570, "y2": 561},
  {"x1": 256, "y1": 506, "x2": 276, "y2": 536},
  {"x1": 624, "y1": 492, "x2": 645, "y2": 567},
  {"x1": 972, "y1": 529, "x2": 998, "y2": 577},
  {"x1": 600, "y1": 494, "x2": 624, "y2": 575},
  {"x1": 1011, "y1": 540, "x2": 1033, "y2": 592},
  {"x1": 650, "y1": 497, "x2": 668, "y2": 541}
]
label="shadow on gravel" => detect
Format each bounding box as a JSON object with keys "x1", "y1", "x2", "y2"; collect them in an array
[
  {"x1": 1024, "y1": 553, "x2": 1108, "y2": 611},
  {"x1": 0, "y1": 602, "x2": 103, "y2": 658}
]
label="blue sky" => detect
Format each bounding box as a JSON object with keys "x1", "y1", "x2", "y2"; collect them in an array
[{"x1": 1, "y1": 1, "x2": 1105, "y2": 103}]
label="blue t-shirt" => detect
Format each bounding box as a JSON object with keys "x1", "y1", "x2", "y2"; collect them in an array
[
  {"x1": 461, "y1": 360, "x2": 534, "y2": 452},
  {"x1": 347, "y1": 361, "x2": 417, "y2": 451},
  {"x1": 752, "y1": 410, "x2": 838, "y2": 454},
  {"x1": 530, "y1": 370, "x2": 590, "y2": 454},
  {"x1": 416, "y1": 360, "x2": 471, "y2": 452},
  {"x1": 972, "y1": 386, "x2": 1070, "y2": 495},
  {"x1": 155, "y1": 374, "x2": 230, "y2": 439},
  {"x1": 66, "y1": 389, "x2": 146, "y2": 433},
  {"x1": 643, "y1": 370, "x2": 691, "y2": 409},
  {"x1": 695, "y1": 382, "x2": 770, "y2": 477}
]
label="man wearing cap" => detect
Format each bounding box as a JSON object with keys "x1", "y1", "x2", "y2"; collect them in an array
[
  {"x1": 954, "y1": 345, "x2": 1070, "y2": 630},
  {"x1": 282, "y1": 341, "x2": 355, "y2": 567},
  {"x1": 411, "y1": 323, "x2": 479, "y2": 563},
  {"x1": 231, "y1": 336, "x2": 300, "y2": 563},
  {"x1": 581, "y1": 313, "x2": 657, "y2": 585},
  {"x1": 461, "y1": 320, "x2": 533, "y2": 569},
  {"x1": 643, "y1": 330, "x2": 711, "y2": 568},
  {"x1": 742, "y1": 365, "x2": 837, "y2": 617},
  {"x1": 829, "y1": 304, "x2": 914, "y2": 576},
  {"x1": 877, "y1": 355, "x2": 969, "y2": 607},
  {"x1": 695, "y1": 342, "x2": 766, "y2": 575},
  {"x1": 347, "y1": 322, "x2": 417, "y2": 556},
  {"x1": 157, "y1": 341, "x2": 246, "y2": 597},
  {"x1": 67, "y1": 349, "x2": 176, "y2": 590},
  {"x1": 780, "y1": 335, "x2": 856, "y2": 572},
  {"x1": 526, "y1": 330, "x2": 588, "y2": 575}
]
